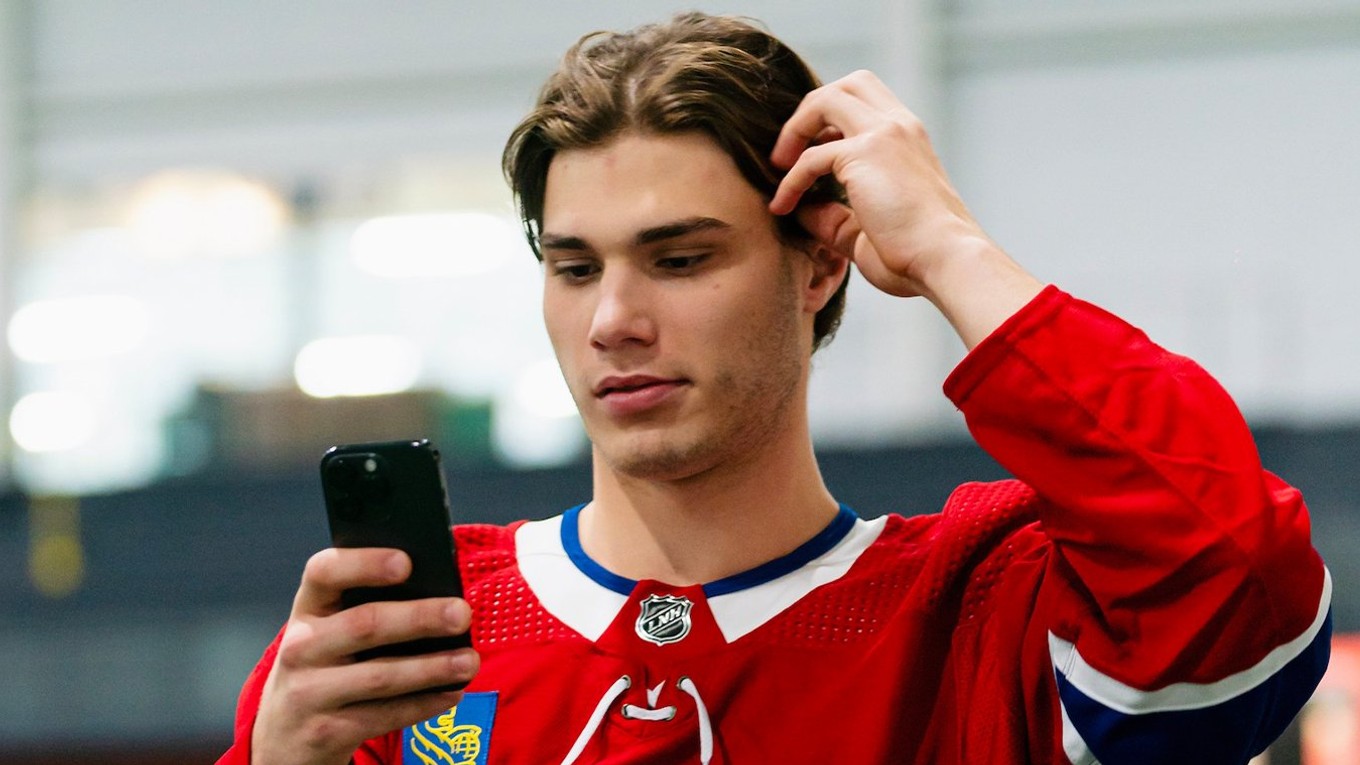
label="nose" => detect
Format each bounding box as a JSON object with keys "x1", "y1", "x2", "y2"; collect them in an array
[{"x1": 588, "y1": 267, "x2": 657, "y2": 350}]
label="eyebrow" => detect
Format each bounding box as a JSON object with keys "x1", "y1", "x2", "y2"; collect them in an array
[{"x1": 540, "y1": 216, "x2": 731, "y2": 252}]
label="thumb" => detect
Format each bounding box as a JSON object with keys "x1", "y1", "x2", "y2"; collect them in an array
[{"x1": 796, "y1": 202, "x2": 860, "y2": 259}]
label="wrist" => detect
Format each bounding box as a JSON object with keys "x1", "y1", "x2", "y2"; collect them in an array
[{"x1": 916, "y1": 234, "x2": 1043, "y2": 351}]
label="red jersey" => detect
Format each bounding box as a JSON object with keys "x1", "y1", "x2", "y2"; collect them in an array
[{"x1": 219, "y1": 287, "x2": 1331, "y2": 764}]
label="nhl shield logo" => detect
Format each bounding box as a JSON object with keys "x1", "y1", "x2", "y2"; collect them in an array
[{"x1": 635, "y1": 594, "x2": 694, "y2": 646}]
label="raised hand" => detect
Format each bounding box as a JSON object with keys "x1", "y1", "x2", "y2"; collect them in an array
[{"x1": 770, "y1": 70, "x2": 1042, "y2": 348}]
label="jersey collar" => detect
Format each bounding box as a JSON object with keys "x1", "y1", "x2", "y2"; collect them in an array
[{"x1": 560, "y1": 502, "x2": 860, "y2": 597}]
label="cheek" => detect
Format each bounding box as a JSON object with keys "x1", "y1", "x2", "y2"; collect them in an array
[
  {"x1": 542, "y1": 292, "x2": 583, "y2": 368},
  {"x1": 707, "y1": 271, "x2": 800, "y2": 346},
  {"x1": 542, "y1": 283, "x2": 585, "y2": 336}
]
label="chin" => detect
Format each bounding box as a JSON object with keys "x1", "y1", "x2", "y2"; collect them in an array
[{"x1": 601, "y1": 437, "x2": 720, "y2": 483}]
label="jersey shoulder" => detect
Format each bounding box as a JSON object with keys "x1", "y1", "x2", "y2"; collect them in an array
[
  {"x1": 872, "y1": 478, "x2": 1047, "y2": 572},
  {"x1": 453, "y1": 520, "x2": 580, "y2": 648},
  {"x1": 454, "y1": 521, "x2": 524, "y2": 584},
  {"x1": 865, "y1": 479, "x2": 1049, "y2": 614},
  {"x1": 749, "y1": 480, "x2": 1048, "y2": 649}
]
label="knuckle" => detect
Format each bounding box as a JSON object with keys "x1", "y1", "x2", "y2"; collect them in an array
[
  {"x1": 302, "y1": 549, "x2": 334, "y2": 582},
  {"x1": 344, "y1": 603, "x2": 383, "y2": 644},
  {"x1": 872, "y1": 119, "x2": 924, "y2": 149},
  {"x1": 276, "y1": 625, "x2": 313, "y2": 668},
  {"x1": 299, "y1": 714, "x2": 343, "y2": 751},
  {"x1": 896, "y1": 115, "x2": 927, "y2": 140},
  {"x1": 275, "y1": 671, "x2": 324, "y2": 718},
  {"x1": 354, "y1": 662, "x2": 400, "y2": 698},
  {"x1": 806, "y1": 84, "x2": 833, "y2": 109}
]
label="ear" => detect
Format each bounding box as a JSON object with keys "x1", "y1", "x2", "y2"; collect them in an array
[{"x1": 801, "y1": 240, "x2": 851, "y2": 314}]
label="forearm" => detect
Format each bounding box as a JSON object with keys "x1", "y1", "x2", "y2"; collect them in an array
[{"x1": 912, "y1": 231, "x2": 1043, "y2": 351}]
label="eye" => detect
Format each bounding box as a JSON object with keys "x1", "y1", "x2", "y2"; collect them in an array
[
  {"x1": 655, "y1": 253, "x2": 709, "y2": 273},
  {"x1": 550, "y1": 261, "x2": 600, "y2": 283}
]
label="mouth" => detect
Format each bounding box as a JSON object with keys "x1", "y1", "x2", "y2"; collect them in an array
[{"x1": 593, "y1": 375, "x2": 686, "y2": 398}]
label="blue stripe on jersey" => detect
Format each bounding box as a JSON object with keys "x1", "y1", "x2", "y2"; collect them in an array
[
  {"x1": 1056, "y1": 608, "x2": 1333, "y2": 765},
  {"x1": 703, "y1": 504, "x2": 858, "y2": 597},
  {"x1": 561, "y1": 504, "x2": 636, "y2": 596},
  {"x1": 559, "y1": 503, "x2": 860, "y2": 597}
]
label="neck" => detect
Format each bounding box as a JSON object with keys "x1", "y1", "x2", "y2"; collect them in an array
[{"x1": 579, "y1": 416, "x2": 839, "y2": 586}]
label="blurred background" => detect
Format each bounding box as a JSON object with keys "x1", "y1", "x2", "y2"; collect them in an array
[{"x1": 0, "y1": 0, "x2": 1357, "y2": 762}]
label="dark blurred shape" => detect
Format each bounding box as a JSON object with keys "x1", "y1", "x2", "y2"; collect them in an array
[{"x1": 164, "y1": 386, "x2": 494, "y2": 476}]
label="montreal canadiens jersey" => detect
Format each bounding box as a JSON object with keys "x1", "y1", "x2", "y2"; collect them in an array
[{"x1": 218, "y1": 287, "x2": 1331, "y2": 765}]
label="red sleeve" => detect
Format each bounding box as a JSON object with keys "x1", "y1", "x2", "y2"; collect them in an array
[
  {"x1": 945, "y1": 285, "x2": 1330, "y2": 764},
  {"x1": 214, "y1": 628, "x2": 283, "y2": 765}
]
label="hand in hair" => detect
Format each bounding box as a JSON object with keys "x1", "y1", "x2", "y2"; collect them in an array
[{"x1": 769, "y1": 70, "x2": 1042, "y2": 349}]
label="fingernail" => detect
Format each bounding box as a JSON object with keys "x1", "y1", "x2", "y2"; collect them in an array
[
  {"x1": 450, "y1": 648, "x2": 479, "y2": 676},
  {"x1": 445, "y1": 601, "x2": 466, "y2": 627}
]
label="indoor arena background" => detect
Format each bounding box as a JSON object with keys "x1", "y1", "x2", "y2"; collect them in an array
[{"x1": 0, "y1": 1, "x2": 1357, "y2": 763}]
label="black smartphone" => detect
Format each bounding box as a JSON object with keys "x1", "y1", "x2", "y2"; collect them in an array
[{"x1": 320, "y1": 439, "x2": 471, "y2": 666}]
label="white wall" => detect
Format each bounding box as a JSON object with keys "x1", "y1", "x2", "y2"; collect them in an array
[
  {"x1": 25, "y1": 0, "x2": 882, "y2": 182},
  {"x1": 953, "y1": 44, "x2": 1360, "y2": 421},
  {"x1": 5, "y1": 0, "x2": 1359, "y2": 456}
]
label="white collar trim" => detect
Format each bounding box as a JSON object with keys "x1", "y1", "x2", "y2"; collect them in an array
[{"x1": 515, "y1": 514, "x2": 886, "y2": 643}]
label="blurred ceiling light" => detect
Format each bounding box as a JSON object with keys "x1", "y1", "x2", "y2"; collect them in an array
[
  {"x1": 492, "y1": 359, "x2": 585, "y2": 467},
  {"x1": 7, "y1": 295, "x2": 151, "y2": 363},
  {"x1": 125, "y1": 170, "x2": 286, "y2": 259},
  {"x1": 514, "y1": 359, "x2": 579, "y2": 419},
  {"x1": 294, "y1": 335, "x2": 422, "y2": 398},
  {"x1": 10, "y1": 392, "x2": 98, "y2": 453},
  {"x1": 350, "y1": 211, "x2": 521, "y2": 278}
]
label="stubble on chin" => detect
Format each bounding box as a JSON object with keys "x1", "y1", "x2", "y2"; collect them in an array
[{"x1": 604, "y1": 433, "x2": 715, "y2": 483}]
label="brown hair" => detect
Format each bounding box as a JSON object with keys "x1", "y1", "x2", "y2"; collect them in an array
[{"x1": 502, "y1": 11, "x2": 849, "y2": 350}]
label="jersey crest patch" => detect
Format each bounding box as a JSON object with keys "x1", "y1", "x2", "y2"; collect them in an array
[
  {"x1": 636, "y1": 594, "x2": 694, "y2": 645},
  {"x1": 403, "y1": 691, "x2": 498, "y2": 765}
]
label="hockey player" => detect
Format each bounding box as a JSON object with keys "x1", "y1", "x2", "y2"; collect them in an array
[{"x1": 220, "y1": 12, "x2": 1331, "y2": 765}]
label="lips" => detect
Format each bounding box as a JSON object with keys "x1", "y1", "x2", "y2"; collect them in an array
[
  {"x1": 593, "y1": 374, "x2": 688, "y2": 416},
  {"x1": 592, "y1": 375, "x2": 676, "y2": 397}
]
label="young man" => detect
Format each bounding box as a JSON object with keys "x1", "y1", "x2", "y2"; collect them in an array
[{"x1": 220, "y1": 13, "x2": 1331, "y2": 765}]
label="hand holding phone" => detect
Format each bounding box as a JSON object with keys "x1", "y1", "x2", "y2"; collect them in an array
[
  {"x1": 251, "y1": 546, "x2": 478, "y2": 765},
  {"x1": 321, "y1": 439, "x2": 472, "y2": 662},
  {"x1": 251, "y1": 441, "x2": 477, "y2": 765}
]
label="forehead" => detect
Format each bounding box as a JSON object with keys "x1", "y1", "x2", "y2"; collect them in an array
[{"x1": 542, "y1": 132, "x2": 772, "y2": 245}]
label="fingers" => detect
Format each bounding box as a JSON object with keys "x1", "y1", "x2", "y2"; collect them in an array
[
  {"x1": 272, "y1": 648, "x2": 477, "y2": 728},
  {"x1": 771, "y1": 87, "x2": 873, "y2": 173},
  {"x1": 285, "y1": 547, "x2": 472, "y2": 669},
  {"x1": 294, "y1": 547, "x2": 410, "y2": 617},
  {"x1": 263, "y1": 671, "x2": 469, "y2": 762},
  {"x1": 771, "y1": 70, "x2": 902, "y2": 169},
  {"x1": 327, "y1": 647, "x2": 481, "y2": 707},
  {"x1": 770, "y1": 142, "x2": 841, "y2": 215},
  {"x1": 770, "y1": 70, "x2": 922, "y2": 215},
  {"x1": 332, "y1": 688, "x2": 468, "y2": 745},
  {"x1": 320, "y1": 597, "x2": 473, "y2": 660},
  {"x1": 279, "y1": 596, "x2": 472, "y2": 674}
]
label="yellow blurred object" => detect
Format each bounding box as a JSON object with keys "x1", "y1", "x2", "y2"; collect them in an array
[{"x1": 27, "y1": 495, "x2": 85, "y2": 599}]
